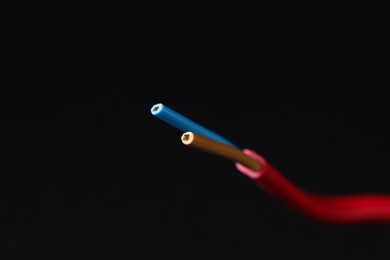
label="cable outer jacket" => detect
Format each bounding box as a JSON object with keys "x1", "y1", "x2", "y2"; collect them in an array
[{"x1": 235, "y1": 149, "x2": 390, "y2": 225}]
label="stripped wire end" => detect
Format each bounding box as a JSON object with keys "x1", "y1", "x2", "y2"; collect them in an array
[
  {"x1": 181, "y1": 132, "x2": 262, "y2": 172},
  {"x1": 151, "y1": 103, "x2": 162, "y2": 114}
]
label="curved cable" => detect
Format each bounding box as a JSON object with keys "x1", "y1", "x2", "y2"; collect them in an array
[
  {"x1": 151, "y1": 103, "x2": 390, "y2": 225},
  {"x1": 236, "y1": 149, "x2": 390, "y2": 225}
]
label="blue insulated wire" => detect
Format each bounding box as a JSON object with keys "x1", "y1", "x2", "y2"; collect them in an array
[{"x1": 151, "y1": 103, "x2": 239, "y2": 148}]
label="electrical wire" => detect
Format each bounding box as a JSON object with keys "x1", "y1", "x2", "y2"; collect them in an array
[
  {"x1": 151, "y1": 103, "x2": 390, "y2": 225},
  {"x1": 151, "y1": 103, "x2": 239, "y2": 148},
  {"x1": 181, "y1": 132, "x2": 261, "y2": 172}
]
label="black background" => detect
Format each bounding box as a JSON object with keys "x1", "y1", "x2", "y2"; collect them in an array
[{"x1": 2, "y1": 1, "x2": 390, "y2": 259}]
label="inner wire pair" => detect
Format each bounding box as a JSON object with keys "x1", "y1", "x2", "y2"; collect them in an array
[{"x1": 150, "y1": 103, "x2": 261, "y2": 171}]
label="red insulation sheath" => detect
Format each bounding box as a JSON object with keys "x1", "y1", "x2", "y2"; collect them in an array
[{"x1": 235, "y1": 149, "x2": 390, "y2": 225}]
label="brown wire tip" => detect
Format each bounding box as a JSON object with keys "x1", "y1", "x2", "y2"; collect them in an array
[{"x1": 181, "y1": 132, "x2": 262, "y2": 172}]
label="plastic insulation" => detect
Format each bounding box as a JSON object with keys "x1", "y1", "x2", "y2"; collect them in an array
[
  {"x1": 151, "y1": 103, "x2": 239, "y2": 148},
  {"x1": 181, "y1": 132, "x2": 261, "y2": 172},
  {"x1": 236, "y1": 149, "x2": 390, "y2": 225}
]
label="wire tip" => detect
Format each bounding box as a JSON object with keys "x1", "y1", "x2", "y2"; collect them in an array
[
  {"x1": 181, "y1": 132, "x2": 194, "y2": 145},
  {"x1": 151, "y1": 103, "x2": 163, "y2": 115}
]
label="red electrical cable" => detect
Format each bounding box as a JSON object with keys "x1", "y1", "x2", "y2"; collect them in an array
[{"x1": 236, "y1": 149, "x2": 390, "y2": 225}]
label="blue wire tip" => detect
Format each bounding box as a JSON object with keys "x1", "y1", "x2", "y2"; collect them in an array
[{"x1": 151, "y1": 103, "x2": 163, "y2": 115}]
